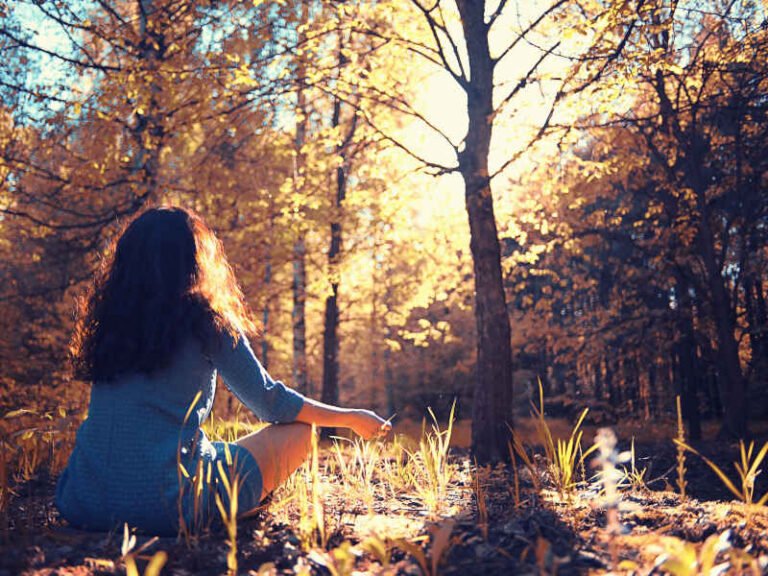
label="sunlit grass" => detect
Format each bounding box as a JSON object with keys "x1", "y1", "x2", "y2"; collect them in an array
[
  {"x1": 214, "y1": 445, "x2": 240, "y2": 576},
  {"x1": 408, "y1": 401, "x2": 456, "y2": 515},
  {"x1": 530, "y1": 380, "x2": 596, "y2": 497},
  {"x1": 332, "y1": 434, "x2": 384, "y2": 512},
  {"x1": 3, "y1": 398, "x2": 768, "y2": 574}
]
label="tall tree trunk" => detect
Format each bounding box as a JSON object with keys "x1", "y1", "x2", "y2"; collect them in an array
[
  {"x1": 133, "y1": 0, "x2": 164, "y2": 203},
  {"x1": 695, "y1": 188, "x2": 748, "y2": 438},
  {"x1": 653, "y1": 63, "x2": 748, "y2": 438},
  {"x1": 369, "y1": 248, "x2": 380, "y2": 410},
  {"x1": 321, "y1": 86, "x2": 346, "y2": 416},
  {"x1": 261, "y1": 242, "x2": 272, "y2": 370},
  {"x1": 675, "y1": 282, "x2": 702, "y2": 440},
  {"x1": 292, "y1": 237, "x2": 308, "y2": 394},
  {"x1": 456, "y1": 1, "x2": 514, "y2": 463},
  {"x1": 291, "y1": 2, "x2": 309, "y2": 395}
]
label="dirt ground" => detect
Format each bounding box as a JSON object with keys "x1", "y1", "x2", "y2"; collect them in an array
[{"x1": 2, "y1": 419, "x2": 768, "y2": 575}]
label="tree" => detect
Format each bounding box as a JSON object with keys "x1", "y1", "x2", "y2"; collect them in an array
[{"x1": 350, "y1": 0, "x2": 582, "y2": 462}]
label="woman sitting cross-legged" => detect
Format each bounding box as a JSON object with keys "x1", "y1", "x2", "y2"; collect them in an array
[{"x1": 56, "y1": 206, "x2": 390, "y2": 536}]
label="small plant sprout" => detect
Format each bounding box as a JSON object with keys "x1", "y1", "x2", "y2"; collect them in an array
[
  {"x1": 124, "y1": 551, "x2": 168, "y2": 576},
  {"x1": 121, "y1": 523, "x2": 166, "y2": 576},
  {"x1": 310, "y1": 423, "x2": 326, "y2": 549},
  {"x1": 675, "y1": 395, "x2": 688, "y2": 501},
  {"x1": 620, "y1": 437, "x2": 647, "y2": 491},
  {"x1": 395, "y1": 519, "x2": 456, "y2": 576},
  {"x1": 508, "y1": 429, "x2": 541, "y2": 497}
]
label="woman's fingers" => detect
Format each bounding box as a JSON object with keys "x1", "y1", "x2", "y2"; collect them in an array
[{"x1": 351, "y1": 409, "x2": 392, "y2": 440}]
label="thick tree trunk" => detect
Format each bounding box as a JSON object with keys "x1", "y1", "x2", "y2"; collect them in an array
[
  {"x1": 133, "y1": 0, "x2": 163, "y2": 202},
  {"x1": 696, "y1": 197, "x2": 748, "y2": 438},
  {"x1": 653, "y1": 61, "x2": 749, "y2": 438},
  {"x1": 456, "y1": 1, "x2": 514, "y2": 463}
]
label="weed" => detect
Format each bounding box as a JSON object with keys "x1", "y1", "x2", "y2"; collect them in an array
[
  {"x1": 675, "y1": 439, "x2": 768, "y2": 508},
  {"x1": 290, "y1": 423, "x2": 326, "y2": 551},
  {"x1": 531, "y1": 380, "x2": 596, "y2": 496},
  {"x1": 409, "y1": 402, "x2": 456, "y2": 514},
  {"x1": 652, "y1": 530, "x2": 766, "y2": 576},
  {"x1": 332, "y1": 435, "x2": 383, "y2": 511},
  {"x1": 214, "y1": 445, "x2": 240, "y2": 576},
  {"x1": 471, "y1": 462, "x2": 489, "y2": 539},
  {"x1": 121, "y1": 523, "x2": 167, "y2": 576},
  {"x1": 508, "y1": 430, "x2": 541, "y2": 497},
  {"x1": 620, "y1": 437, "x2": 647, "y2": 491},
  {"x1": 361, "y1": 533, "x2": 392, "y2": 569},
  {"x1": 675, "y1": 396, "x2": 688, "y2": 500},
  {"x1": 395, "y1": 519, "x2": 455, "y2": 576}
]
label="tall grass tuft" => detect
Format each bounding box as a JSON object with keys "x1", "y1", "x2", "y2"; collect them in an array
[
  {"x1": 531, "y1": 380, "x2": 596, "y2": 496},
  {"x1": 214, "y1": 445, "x2": 240, "y2": 576},
  {"x1": 332, "y1": 435, "x2": 383, "y2": 512},
  {"x1": 409, "y1": 401, "x2": 456, "y2": 514},
  {"x1": 675, "y1": 438, "x2": 768, "y2": 508}
]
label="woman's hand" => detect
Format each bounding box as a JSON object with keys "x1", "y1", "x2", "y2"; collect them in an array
[{"x1": 345, "y1": 409, "x2": 392, "y2": 440}]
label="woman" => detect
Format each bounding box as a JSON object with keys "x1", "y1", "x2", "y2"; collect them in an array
[{"x1": 56, "y1": 207, "x2": 389, "y2": 535}]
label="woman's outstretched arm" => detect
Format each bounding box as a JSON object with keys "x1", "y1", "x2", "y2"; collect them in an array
[{"x1": 295, "y1": 397, "x2": 391, "y2": 440}]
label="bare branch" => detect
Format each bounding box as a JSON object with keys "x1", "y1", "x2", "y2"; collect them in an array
[
  {"x1": 492, "y1": 0, "x2": 568, "y2": 67},
  {"x1": 409, "y1": 0, "x2": 468, "y2": 87},
  {"x1": 493, "y1": 40, "x2": 560, "y2": 122}
]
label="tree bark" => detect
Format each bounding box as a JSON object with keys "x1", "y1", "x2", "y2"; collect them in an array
[
  {"x1": 291, "y1": 2, "x2": 309, "y2": 396},
  {"x1": 675, "y1": 281, "x2": 702, "y2": 440},
  {"x1": 456, "y1": 1, "x2": 514, "y2": 463},
  {"x1": 321, "y1": 91, "x2": 346, "y2": 413},
  {"x1": 133, "y1": 0, "x2": 164, "y2": 202},
  {"x1": 292, "y1": 236, "x2": 308, "y2": 395}
]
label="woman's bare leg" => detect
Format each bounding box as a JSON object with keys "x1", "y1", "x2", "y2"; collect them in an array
[{"x1": 234, "y1": 422, "x2": 313, "y2": 513}]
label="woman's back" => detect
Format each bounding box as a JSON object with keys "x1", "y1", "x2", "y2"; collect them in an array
[
  {"x1": 57, "y1": 328, "x2": 304, "y2": 535},
  {"x1": 56, "y1": 334, "x2": 218, "y2": 533}
]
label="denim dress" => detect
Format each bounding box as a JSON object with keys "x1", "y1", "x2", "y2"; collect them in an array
[{"x1": 55, "y1": 329, "x2": 305, "y2": 535}]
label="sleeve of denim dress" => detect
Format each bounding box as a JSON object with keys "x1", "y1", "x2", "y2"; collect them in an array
[{"x1": 212, "y1": 329, "x2": 305, "y2": 423}]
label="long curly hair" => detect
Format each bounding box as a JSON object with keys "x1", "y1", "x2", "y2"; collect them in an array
[{"x1": 71, "y1": 206, "x2": 256, "y2": 382}]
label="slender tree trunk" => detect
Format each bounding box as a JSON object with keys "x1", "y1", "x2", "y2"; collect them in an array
[
  {"x1": 291, "y1": 2, "x2": 309, "y2": 395},
  {"x1": 369, "y1": 249, "x2": 380, "y2": 410},
  {"x1": 384, "y1": 324, "x2": 396, "y2": 417},
  {"x1": 261, "y1": 243, "x2": 272, "y2": 370},
  {"x1": 676, "y1": 284, "x2": 702, "y2": 440},
  {"x1": 456, "y1": 1, "x2": 514, "y2": 463},
  {"x1": 321, "y1": 90, "x2": 346, "y2": 414},
  {"x1": 292, "y1": 237, "x2": 308, "y2": 394}
]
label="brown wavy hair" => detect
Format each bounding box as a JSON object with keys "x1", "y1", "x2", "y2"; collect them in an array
[{"x1": 71, "y1": 206, "x2": 256, "y2": 382}]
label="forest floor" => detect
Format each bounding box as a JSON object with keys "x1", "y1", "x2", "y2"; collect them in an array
[{"x1": 2, "y1": 417, "x2": 768, "y2": 575}]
